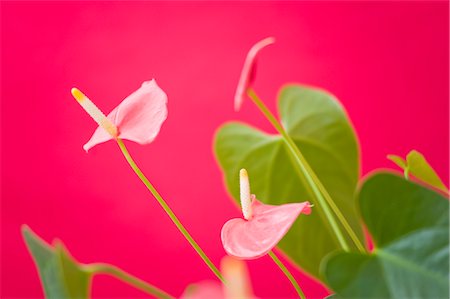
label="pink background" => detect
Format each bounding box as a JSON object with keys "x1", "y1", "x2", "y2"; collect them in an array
[{"x1": 1, "y1": 2, "x2": 448, "y2": 298}]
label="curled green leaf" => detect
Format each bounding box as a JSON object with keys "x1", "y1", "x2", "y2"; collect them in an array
[
  {"x1": 388, "y1": 150, "x2": 448, "y2": 193},
  {"x1": 387, "y1": 154, "x2": 407, "y2": 169},
  {"x1": 21, "y1": 225, "x2": 91, "y2": 299},
  {"x1": 22, "y1": 226, "x2": 175, "y2": 299}
]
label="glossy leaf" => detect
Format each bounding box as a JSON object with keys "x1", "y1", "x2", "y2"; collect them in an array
[
  {"x1": 214, "y1": 85, "x2": 364, "y2": 279},
  {"x1": 323, "y1": 173, "x2": 449, "y2": 298},
  {"x1": 388, "y1": 150, "x2": 448, "y2": 192},
  {"x1": 22, "y1": 225, "x2": 91, "y2": 298}
]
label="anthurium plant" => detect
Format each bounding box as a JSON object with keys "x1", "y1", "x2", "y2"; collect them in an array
[{"x1": 22, "y1": 38, "x2": 449, "y2": 299}]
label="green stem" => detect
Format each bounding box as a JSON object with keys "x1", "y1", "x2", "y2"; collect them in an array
[
  {"x1": 84, "y1": 263, "x2": 175, "y2": 299},
  {"x1": 268, "y1": 251, "x2": 306, "y2": 299},
  {"x1": 116, "y1": 139, "x2": 225, "y2": 283},
  {"x1": 247, "y1": 88, "x2": 366, "y2": 252},
  {"x1": 404, "y1": 168, "x2": 410, "y2": 180},
  {"x1": 297, "y1": 153, "x2": 366, "y2": 252}
]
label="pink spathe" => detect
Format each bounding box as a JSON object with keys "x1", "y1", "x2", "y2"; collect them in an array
[
  {"x1": 221, "y1": 198, "x2": 311, "y2": 259},
  {"x1": 83, "y1": 80, "x2": 168, "y2": 151},
  {"x1": 234, "y1": 37, "x2": 275, "y2": 112},
  {"x1": 181, "y1": 256, "x2": 256, "y2": 299},
  {"x1": 180, "y1": 281, "x2": 223, "y2": 299}
]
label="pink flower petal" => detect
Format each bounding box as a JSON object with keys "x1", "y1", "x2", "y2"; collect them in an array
[
  {"x1": 181, "y1": 257, "x2": 258, "y2": 299},
  {"x1": 221, "y1": 256, "x2": 255, "y2": 299},
  {"x1": 234, "y1": 37, "x2": 275, "y2": 112},
  {"x1": 221, "y1": 199, "x2": 311, "y2": 259},
  {"x1": 83, "y1": 80, "x2": 168, "y2": 151},
  {"x1": 180, "y1": 281, "x2": 225, "y2": 299}
]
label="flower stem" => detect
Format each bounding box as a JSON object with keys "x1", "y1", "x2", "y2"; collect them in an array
[
  {"x1": 116, "y1": 139, "x2": 225, "y2": 283},
  {"x1": 268, "y1": 251, "x2": 306, "y2": 299},
  {"x1": 84, "y1": 263, "x2": 175, "y2": 299},
  {"x1": 247, "y1": 88, "x2": 365, "y2": 252}
]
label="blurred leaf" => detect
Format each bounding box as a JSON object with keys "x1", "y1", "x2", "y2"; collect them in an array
[
  {"x1": 22, "y1": 225, "x2": 91, "y2": 298},
  {"x1": 388, "y1": 150, "x2": 448, "y2": 193},
  {"x1": 214, "y1": 85, "x2": 364, "y2": 280},
  {"x1": 407, "y1": 150, "x2": 448, "y2": 192},
  {"x1": 387, "y1": 154, "x2": 407, "y2": 169},
  {"x1": 323, "y1": 173, "x2": 449, "y2": 298}
]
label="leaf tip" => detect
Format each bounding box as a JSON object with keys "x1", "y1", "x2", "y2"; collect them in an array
[
  {"x1": 387, "y1": 154, "x2": 407, "y2": 169},
  {"x1": 52, "y1": 238, "x2": 64, "y2": 249},
  {"x1": 21, "y1": 223, "x2": 31, "y2": 234},
  {"x1": 21, "y1": 224, "x2": 35, "y2": 244}
]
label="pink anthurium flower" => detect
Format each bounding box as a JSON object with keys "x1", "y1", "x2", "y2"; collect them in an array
[
  {"x1": 180, "y1": 281, "x2": 223, "y2": 299},
  {"x1": 221, "y1": 169, "x2": 311, "y2": 259},
  {"x1": 234, "y1": 37, "x2": 275, "y2": 111},
  {"x1": 180, "y1": 256, "x2": 257, "y2": 299},
  {"x1": 71, "y1": 79, "x2": 168, "y2": 151}
]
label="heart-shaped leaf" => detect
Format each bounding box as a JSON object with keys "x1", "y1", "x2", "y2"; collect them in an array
[
  {"x1": 323, "y1": 173, "x2": 449, "y2": 298},
  {"x1": 388, "y1": 150, "x2": 448, "y2": 193},
  {"x1": 22, "y1": 225, "x2": 91, "y2": 298},
  {"x1": 214, "y1": 85, "x2": 364, "y2": 279}
]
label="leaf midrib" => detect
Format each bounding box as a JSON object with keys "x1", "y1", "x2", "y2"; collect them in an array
[
  {"x1": 281, "y1": 97, "x2": 358, "y2": 183},
  {"x1": 291, "y1": 135, "x2": 356, "y2": 184}
]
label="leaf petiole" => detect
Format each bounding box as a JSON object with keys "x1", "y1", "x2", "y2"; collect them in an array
[{"x1": 83, "y1": 263, "x2": 175, "y2": 299}]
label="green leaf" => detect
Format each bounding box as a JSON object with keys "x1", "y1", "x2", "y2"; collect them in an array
[
  {"x1": 407, "y1": 150, "x2": 448, "y2": 193},
  {"x1": 22, "y1": 225, "x2": 91, "y2": 298},
  {"x1": 386, "y1": 154, "x2": 407, "y2": 170},
  {"x1": 323, "y1": 173, "x2": 449, "y2": 298},
  {"x1": 214, "y1": 85, "x2": 364, "y2": 279},
  {"x1": 388, "y1": 150, "x2": 448, "y2": 193}
]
